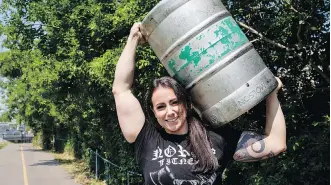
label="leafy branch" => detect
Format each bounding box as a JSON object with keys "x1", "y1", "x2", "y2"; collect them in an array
[{"x1": 237, "y1": 21, "x2": 330, "y2": 84}]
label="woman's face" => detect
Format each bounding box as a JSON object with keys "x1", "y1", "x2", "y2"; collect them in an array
[{"x1": 151, "y1": 87, "x2": 188, "y2": 135}]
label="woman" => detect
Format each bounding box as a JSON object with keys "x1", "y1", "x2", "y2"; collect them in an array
[{"x1": 112, "y1": 23, "x2": 286, "y2": 185}]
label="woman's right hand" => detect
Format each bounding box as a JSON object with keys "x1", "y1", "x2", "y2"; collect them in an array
[
  {"x1": 129, "y1": 22, "x2": 146, "y2": 44},
  {"x1": 113, "y1": 22, "x2": 147, "y2": 143}
]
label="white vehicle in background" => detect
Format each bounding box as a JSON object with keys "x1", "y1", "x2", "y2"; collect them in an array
[{"x1": 0, "y1": 123, "x2": 32, "y2": 142}]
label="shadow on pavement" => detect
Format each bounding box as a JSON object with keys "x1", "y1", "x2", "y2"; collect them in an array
[
  {"x1": 18, "y1": 148, "x2": 42, "y2": 152},
  {"x1": 30, "y1": 160, "x2": 60, "y2": 166},
  {"x1": 30, "y1": 159, "x2": 74, "y2": 167}
]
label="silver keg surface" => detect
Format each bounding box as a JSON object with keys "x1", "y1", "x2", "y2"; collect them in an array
[
  {"x1": 142, "y1": 0, "x2": 229, "y2": 60},
  {"x1": 142, "y1": 0, "x2": 278, "y2": 126}
]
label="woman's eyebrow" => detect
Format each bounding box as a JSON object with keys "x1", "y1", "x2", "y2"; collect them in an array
[
  {"x1": 155, "y1": 102, "x2": 165, "y2": 106},
  {"x1": 170, "y1": 98, "x2": 178, "y2": 102}
]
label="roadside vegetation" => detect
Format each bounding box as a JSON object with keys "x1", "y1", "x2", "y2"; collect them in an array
[{"x1": 0, "y1": 142, "x2": 8, "y2": 150}]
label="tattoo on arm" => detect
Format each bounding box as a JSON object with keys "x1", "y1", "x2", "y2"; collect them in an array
[{"x1": 233, "y1": 131, "x2": 274, "y2": 162}]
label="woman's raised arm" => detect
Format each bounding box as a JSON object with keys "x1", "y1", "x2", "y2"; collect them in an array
[
  {"x1": 112, "y1": 23, "x2": 146, "y2": 143},
  {"x1": 233, "y1": 77, "x2": 287, "y2": 162}
]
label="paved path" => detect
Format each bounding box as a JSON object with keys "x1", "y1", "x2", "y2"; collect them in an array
[{"x1": 0, "y1": 143, "x2": 80, "y2": 185}]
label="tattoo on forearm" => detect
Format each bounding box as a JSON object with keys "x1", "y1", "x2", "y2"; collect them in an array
[
  {"x1": 251, "y1": 140, "x2": 265, "y2": 153},
  {"x1": 234, "y1": 131, "x2": 274, "y2": 162},
  {"x1": 235, "y1": 131, "x2": 266, "y2": 151}
]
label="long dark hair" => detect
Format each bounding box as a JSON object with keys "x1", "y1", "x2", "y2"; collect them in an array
[{"x1": 147, "y1": 76, "x2": 219, "y2": 173}]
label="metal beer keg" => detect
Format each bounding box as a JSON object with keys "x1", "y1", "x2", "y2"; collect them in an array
[{"x1": 141, "y1": 0, "x2": 278, "y2": 127}]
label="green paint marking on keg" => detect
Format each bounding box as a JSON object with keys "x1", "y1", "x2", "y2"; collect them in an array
[
  {"x1": 168, "y1": 58, "x2": 176, "y2": 71},
  {"x1": 168, "y1": 59, "x2": 185, "y2": 82},
  {"x1": 217, "y1": 32, "x2": 247, "y2": 60},
  {"x1": 201, "y1": 18, "x2": 248, "y2": 65},
  {"x1": 201, "y1": 49, "x2": 208, "y2": 55},
  {"x1": 167, "y1": 17, "x2": 249, "y2": 82},
  {"x1": 196, "y1": 34, "x2": 205, "y2": 40},
  {"x1": 179, "y1": 45, "x2": 201, "y2": 67},
  {"x1": 195, "y1": 32, "x2": 247, "y2": 68},
  {"x1": 167, "y1": 46, "x2": 201, "y2": 76},
  {"x1": 208, "y1": 54, "x2": 215, "y2": 64},
  {"x1": 214, "y1": 24, "x2": 229, "y2": 37}
]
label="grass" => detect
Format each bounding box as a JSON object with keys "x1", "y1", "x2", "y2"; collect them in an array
[
  {"x1": 0, "y1": 142, "x2": 8, "y2": 150},
  {"x1": 52, "y1": 152, "x2": 106, "y2": 185}
]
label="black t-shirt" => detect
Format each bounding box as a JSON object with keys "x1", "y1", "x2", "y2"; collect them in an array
[{"x1": 135, "y1": 121, "x2": 242, "y2": 185}]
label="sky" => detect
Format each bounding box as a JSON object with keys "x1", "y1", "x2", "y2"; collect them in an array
[{"x1": 0, "y1": 35, "x2": 8, "y2": 53}]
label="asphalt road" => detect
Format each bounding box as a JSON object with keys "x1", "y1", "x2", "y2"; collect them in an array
[{"x1": 0, "y1": 143, "x2": 80, "y2": 185}]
